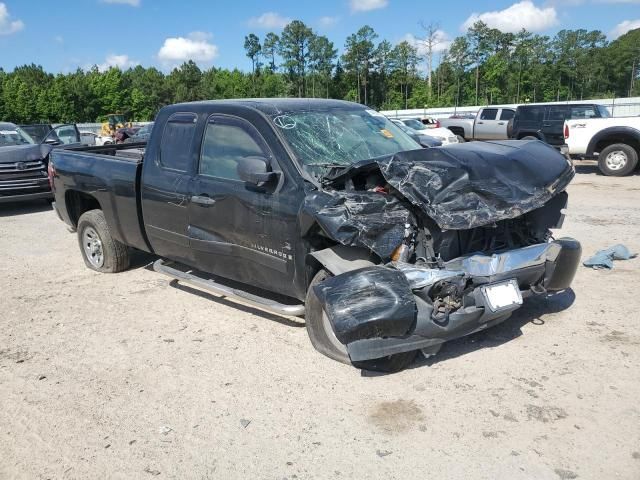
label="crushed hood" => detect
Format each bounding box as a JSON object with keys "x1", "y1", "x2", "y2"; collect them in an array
[
  {"x1": 302, "y1": 140, "x2": 574, "y2": 259},
  {"x1": 0, "y1": 144, "x2": 52, "y2": 164}
]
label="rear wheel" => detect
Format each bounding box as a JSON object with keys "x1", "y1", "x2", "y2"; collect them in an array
[
  {"x1": 598, "y1": 143, "x2": 638, "y2": 177},
  {"x1": 77, "y1": 209, "x2": 130, "y2": 273},
  {"x1": 305, "y1": 269, "x2": 418, "y2": 372},
  {"x1": 455, "y1": 135, "x2": 466, "y2": 143}
]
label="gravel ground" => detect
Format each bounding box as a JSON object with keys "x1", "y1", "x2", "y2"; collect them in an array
[{"x1": 1, "y1": 163, "x2": 639, "y2": 480}]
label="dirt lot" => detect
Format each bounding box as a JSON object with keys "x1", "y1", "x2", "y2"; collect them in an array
[{"x1": 1, "y1": 163, "x2": 639, "y2": 480}]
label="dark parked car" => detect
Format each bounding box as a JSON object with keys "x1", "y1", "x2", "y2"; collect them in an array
[
  {"x1": 20, "y1": 124, "x2": 82, "y2": 145},
  {"x1": 510, "y1": 103, "x2": 610, "y2": 146},
  {"x1": 0, "y1": 122, "x2": 80, "y2": 203},
  {"x1": 50, "y1": 99, "x2": 580, "y2": 372}
]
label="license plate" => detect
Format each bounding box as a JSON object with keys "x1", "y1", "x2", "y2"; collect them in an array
[{"x1": 481, "y1": 279, "x2": 523, "y2": 312}]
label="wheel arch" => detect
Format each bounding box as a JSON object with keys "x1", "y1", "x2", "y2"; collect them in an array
[
  {"x1": 65, "y1": 190, "x2": 102, "y2": 229},
  {"x1": 305, "y1": 245, "x2": 376, "y2": 288},
  {"x1": 587, "y1": 127, "x2": 640, "y2": 157}
]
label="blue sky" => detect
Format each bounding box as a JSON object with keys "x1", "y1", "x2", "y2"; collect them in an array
[{"x1": 1, "y1": 0, "x2": 639, "y2": 73}]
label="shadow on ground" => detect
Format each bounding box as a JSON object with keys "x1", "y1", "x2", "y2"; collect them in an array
[
  {"x1": 416, "y1": 288, "x2": 576, "y2": 367},
  {"x1": 361, "y1": 289, "x2": 576, "y2": 376},
  {"x1": 0, "y1": 200, "x2": 52, "y2": 217}
]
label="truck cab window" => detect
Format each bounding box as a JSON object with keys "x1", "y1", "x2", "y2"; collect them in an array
[
  {"x1": 570, "y1": 106, "x2": 597, "y2": 119},
  {"x1": 199, "y1": 121, "x2": 267, "y2": 181},
  {"x1": 160, "y1": 113, "x2": 197, "y2": 171},
  {"x1": 480, "y1": 109, "x2": 498, "y2": 120},
  {"x1": 499, "y1": 109, "x2": 514, "y2": 121}
]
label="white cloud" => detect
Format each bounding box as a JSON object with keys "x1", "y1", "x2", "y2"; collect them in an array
[
  {"x1": 609, "y1": 18, "x2": 640, "y2": 38},
  {"x1": 350, "y1": 0, "x2": 388, "y2": 13},
  {"x1": 157, "y1": 32, "x2": 219, "y2": 65},
  {"x1": 247, "y1": 12, "x2": 291, "y2": 29},
  {"x1": 402, "y1": 31, "x2": 452, "y2": 56},
  {"x1": 97, "y1": 54, "x2": 139, "y2": 72},
  {"x1": 54, "y1": 35, "x2": 64, "y2": 44},
  {"x1": 318, "y1": 16, "x2": 340, "y2": 28},
  {"x1": 0, "y1": 2, "x2": 24, "y2": 35},
  {"x1": 462, "y1": 1, "x2": 558, "y2": 33},
  {"x1": 101, "y1": 0, "x2": 141, "y2": 6}
]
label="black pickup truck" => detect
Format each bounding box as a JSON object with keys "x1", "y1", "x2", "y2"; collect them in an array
[{"x1": 50, "y1": 99, "x2": 581, "y2": 372}]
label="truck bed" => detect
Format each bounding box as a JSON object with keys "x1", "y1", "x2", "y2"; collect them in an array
[{"x1": 50, "y1": 142, "x2": 149, "y2": 252}]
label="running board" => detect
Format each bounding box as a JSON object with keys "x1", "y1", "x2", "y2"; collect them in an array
[{"x1": 153, "y1": 259, "x2": 305, "y2": 317}]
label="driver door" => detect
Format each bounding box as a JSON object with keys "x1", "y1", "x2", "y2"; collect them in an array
[{"x1": 187, "y1": 115, "x2": 298, "y2": 296}]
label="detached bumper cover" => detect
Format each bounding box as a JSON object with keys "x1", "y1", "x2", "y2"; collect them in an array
[{"x1": 313, "y1": 238, "x2": 581, "y2": 361}]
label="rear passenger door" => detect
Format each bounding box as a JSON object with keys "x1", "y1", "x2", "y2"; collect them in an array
[
  {"x1": 187, "y1": 115, "x2": 298, "y2": 295},
  {"x1": 473, "y1": 108, "x2": 500, "y2": 140},
  {"x1": 543, "y1": 106, "x2": 569, "y2": 145},
  {"x1": 141, "y1": 112, "x2": 197, "y2": 264}
]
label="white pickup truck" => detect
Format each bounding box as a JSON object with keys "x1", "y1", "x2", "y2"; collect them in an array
[{"x1": 564, "y1": 117, "x2": 640, "y2": 176}]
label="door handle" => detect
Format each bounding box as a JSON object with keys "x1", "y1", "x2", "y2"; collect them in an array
[
  {"x1": 498, "y1": 122, "x2": 505, "y2": 125},
  {"x1": 543, "y1": 124, "x2": 551, "y2": 127},
  {"x1": 191, "y1": 195, "x2": 216, "y2": 206},
  {"x1": 477, "y1": 121, "x2": 484, "y2": 124}
]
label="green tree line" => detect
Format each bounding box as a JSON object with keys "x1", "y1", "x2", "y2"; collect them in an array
[{"x1": 1, "y1": 21, "x2": 639, "y2": 123}]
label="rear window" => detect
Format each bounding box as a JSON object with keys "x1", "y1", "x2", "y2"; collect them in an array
[
  {"x1": 480, "y1": 109, "x2": 498, "y2": 120},
  {"x1": 570, "y1": 106, "x2": 598, "y2": 119},
  {"x1": 159, "y1": 113, "x2": 197, "y2": 171},
  {"x1": 547, "y1": 106, "x2": 569, "y2": 121}
]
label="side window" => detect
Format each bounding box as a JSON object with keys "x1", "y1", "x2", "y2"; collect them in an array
[
  {"x1": 547, "y1": 106, "x2": 568, "y2": 121},
  {"x1": 160, "y1": 113, "x2": 197, "y2": 171},
  {"x1": 480, "y1": 108, "x2": 498, "y2": 120},
  {"x1": 570, "y1": 106, "x2": 597, "y2": 119},
  {"x1": 199, "y1": 118, "x2": 268, "y2": 181},
  {"x1": 499, "y1": 109, "x2": 514, "y2": 121},
  {"x1": 521, "y1": 107, "x2": 544, "y2": 122}
]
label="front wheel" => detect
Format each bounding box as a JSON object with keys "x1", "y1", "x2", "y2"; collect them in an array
[
  {"x1": 77, "y1": 209, "x2": 130, "y2": 273},
  {"x1": 305, "y1": 269, "x2": 418, "y2": 372},
  {"x1": 598, "y1": 143, "x2": 638, "y2": 177},
  {"x1": 455, "y1": 135, "x2": 466, "y2": 143}
]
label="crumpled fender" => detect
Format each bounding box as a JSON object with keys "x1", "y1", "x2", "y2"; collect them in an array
[{"x1": 312, "y1": 266, "x2": 417, "y2": 344}]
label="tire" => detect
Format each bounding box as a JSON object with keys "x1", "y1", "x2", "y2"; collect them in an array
[
  {"x1": 305, "y1": 269, "x2": 418, "y2": 372},
  {"x1": 77, "y1": 209, "x2": 130, "y2": 273},
  {"x1": 455, "y1": 135, "x2": 466, "y2": 143},
  {"x1": 598, "y1": 143, "x2": 638, "y2": 177},
  {"x1": 521, "y1": 135, "x2": 538, "y2": 140}
]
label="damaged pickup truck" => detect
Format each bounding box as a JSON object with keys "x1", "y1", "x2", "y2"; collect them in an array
[{"x1": 49, "y1": 99, "x2": 581, "y2": 372}]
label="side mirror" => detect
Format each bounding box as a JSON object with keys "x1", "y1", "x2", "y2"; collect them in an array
[{"x1": 237, "y1": 156, "x2": 277, "y2": 186}]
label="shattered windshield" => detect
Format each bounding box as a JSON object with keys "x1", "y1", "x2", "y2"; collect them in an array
[
  {"x1": 0, "y1": 125, "x2": 36, "y2": 146},
  {"x1": 272, "y1": 107, "x2": 419, "y2": 174}
]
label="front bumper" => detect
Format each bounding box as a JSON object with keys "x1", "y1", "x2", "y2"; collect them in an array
[
  {"x1": 0, "y1": 191, "x2": 53, "y2": 204},
  {"x1": 314, "y1": 238, "x2": 581, "y2": 361}
]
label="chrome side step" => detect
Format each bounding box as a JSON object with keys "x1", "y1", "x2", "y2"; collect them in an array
[{"x1": 153, "y1": 259, "x2": 305, "y2": 317}]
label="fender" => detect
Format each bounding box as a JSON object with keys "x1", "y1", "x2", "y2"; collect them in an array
[
  {"x1": 307, "y1": 245, "x2": 376, "y2": 276},
  {"x1": 586, "y1": 126, "x2": 640, "y2": 156}
]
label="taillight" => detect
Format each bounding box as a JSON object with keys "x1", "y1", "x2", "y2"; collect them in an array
[
  {"x1": 47, "y1": 161, "x2": 56, "y2": 192},
  {"x1": 564, "y1": 124, "x2": 569, "y2": 139},
  {"x1": 435, "y1": 120, "x2": 441, "y2": 128}
]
